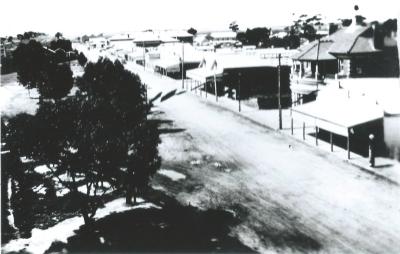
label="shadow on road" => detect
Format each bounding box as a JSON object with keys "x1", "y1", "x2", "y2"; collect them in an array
[{"x1": 45, "y1": 199, "x2": 254, "y2": 253}]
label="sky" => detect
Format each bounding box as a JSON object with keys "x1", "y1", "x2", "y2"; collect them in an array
[{"x1": 1, "y1": 0, "x2": 399, "y2": 37}]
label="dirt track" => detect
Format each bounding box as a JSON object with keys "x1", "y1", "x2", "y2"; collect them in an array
[{"x1": 124, "y1": 63, "x2": 400, "y2": 254}]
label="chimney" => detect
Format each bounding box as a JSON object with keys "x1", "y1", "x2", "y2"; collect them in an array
[{"x1": 353, "y1": 5, "x2": 365, "y2": 26}]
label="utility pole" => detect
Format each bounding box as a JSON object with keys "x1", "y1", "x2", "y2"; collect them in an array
[
  {"x1": 142, "y1": 41, "x2": 145, "y2": 70},
  {"x1": 182, "y1": 42, "x2": 185, "y2": 89},
  {"x1": 316, "y1": 38, "x2": 321, "y2": 91},
  {"x1": 214, "y1": 72, "x2": 218, "y2": 102},
  {"x1": 278, "y1": 53, "x2": 282, "y2": 130},
  {"x1": 238, "y1": 72, "x2": 242, "y2": 112}
]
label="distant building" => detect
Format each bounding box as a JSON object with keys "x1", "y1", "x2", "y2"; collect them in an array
[
  {"x1": 194, "y1": 31, "x2": 237, "y2": 47},
  {"x1": 291, "y1": 18, "x2": 399, "y2": 103},
  {"x1": 186, "y1": 50, "x2": 293, "y2": 108},
  {"x1": 290, "y1": 13, "x2": 399, "y2": 160},
  {"x1": 162, "y1": 30, "x2": 194, "y2": 44},
  {"x1": 88, "y1": 37, "x2": 109, "y2": 49}
]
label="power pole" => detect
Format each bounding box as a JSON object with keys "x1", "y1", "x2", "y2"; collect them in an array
[
  {"x1": 142, "y1": 41, "x2": 145, "y2": 70},
  {"x1": 214, "y1": 72, "x2": 218, "y2": 102},
  {"x1": 316, "y1": 38, "x2": 321, "y2": 91},
  {"x1": 238, "y1": 72, "x2": 242, "y2": 112},
  {"x1": 278, "y1": 53, "x2": 282, "y2": 130},
  {"x1": 182, "y1": 42, "x2": 185, "y2": 89}
]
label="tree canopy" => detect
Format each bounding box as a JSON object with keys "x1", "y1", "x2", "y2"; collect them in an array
[
  {"x1": 187, "y1": 27, "x2": 197, "y2": 36},
  {"x1": 13, "y1": 40, "x2": 74, "y2": 99},
  {"x1": 237, "y1": 27, "x2": 271, "y2": 47},
  {"x1": 4, "y1": 57, "x2": 161, "y2": 225}
]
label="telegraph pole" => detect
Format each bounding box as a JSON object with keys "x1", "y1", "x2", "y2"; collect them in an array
[
  {"x1": 238, "y1": 72, "x2": 242, "y2": 112},
  {"x1": 142, "y1": 41, "x2": 145, "y2": 70},
  {"x1": 214, "y1": 72, "x2": 218, "y2": 102},
  {"x1": 182, "y1": 42, "x2": 185, "y2": 89},
  {"x1": 278, "y1": 53, "x2": 282, "y2": 130},
  {"x1": 316, "y1": 38, "x2": 321, "y2": 91}
]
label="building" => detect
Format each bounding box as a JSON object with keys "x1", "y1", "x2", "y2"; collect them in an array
[
  {"x1": 162, "y1": 30, "x2": 194, "y2": 44},
  {"x1": 88, "y1": 37, "x2": 109, "y2": 49},
  {"x1": 291, "y1": 18, "x2": 398, "y2": 104},
  {"x1": 194, "y1": 31, "x2": 238, "y2": 47},
  {"x1": 186, "y1": 50, "x2": 293, "y2": 108},
  {"x1": 148, "y1": 43, "x2": 202, "y2": 79}
]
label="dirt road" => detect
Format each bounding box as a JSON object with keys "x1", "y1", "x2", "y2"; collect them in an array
[{"x1": 124, "y1": 63, "x2": 400, "y2": 253}]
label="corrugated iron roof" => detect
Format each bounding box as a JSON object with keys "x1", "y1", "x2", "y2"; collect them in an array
[
  {"x1": 328, "y1": 25, "x2": 379, "y2": 55},
  {"x1": 293, "y1": 40, "x2": 336, "y2": 61},
  {"x1": 293, "y1": 25, "x2": 381, "y2": 60}
]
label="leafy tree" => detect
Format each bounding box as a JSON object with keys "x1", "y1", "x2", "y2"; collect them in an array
[
  {"x1": 13, "y1": 40, "x2": 49, "y2": 91},
  {"x1": 77, "y1": 52, "x2": 88, "y2": 66},
  {"x1": 302, "y1": 24, "x2": 316, "y2": 41},
  {"x1": 187, "y1": 27, "x2": 197, "y2": 36},
  {"x1": 341, "y1": 19, "x2": 352, "y2": 27},
  {"x1": 288, "y1": 14, "x2": 325, "y2": 43},
  {"x1": 53, "y1": 49, "x2": 68, "y2": 63},
  {"x1": 237, "y1": 27, "x2": 271, "y2": 47},
  {"x1": 49, "y1": 39, "x2": 73, "y2": 52},
  {"x1": 1, "y1": 54, "x2": 16, "y2": 75},
  {"x1": 329, "y1": 23, "x2": 339, "y2": 35},
  {"x1": 22, "y1": 31, "x2": 44, "y2": 40},
  {"x1": 229, "y1": 21, "x2": 239, "y2": 32},
  {"x1": 81, "y1": 35, "x2": 89, "y2": 43},
  {"x1": 13, "y1": 40, "x2": 73, "y2": 99},
  {"x1": 76, "y1": 58, "x2": 159, "y2": 206},
  {"x1": 5, "y1": 57, "x2": 160, "y2": 226},
  {"x1": 55, "y1": 32, "x2": 63, "y2": 39},
  {"x1": 39, "y1": 63, "x2": 74, "y2": 99},
  {"x1": 125, "y1": 121, "x2": 161, "y2": 204}
]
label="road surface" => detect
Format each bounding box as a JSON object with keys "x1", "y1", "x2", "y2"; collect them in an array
[{"x1": 125, "y1": 63, "x2": 400, "y2": 254}]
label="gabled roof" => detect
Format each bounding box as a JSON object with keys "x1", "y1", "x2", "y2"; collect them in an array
[
  {"x1": 292, "y1": 40, "x2": 336, "y2": 61},
  {"x1": 292, "y1": 24, "x2": 381, "y2": 61},
  {"x1": 328, "y1": 25, "x2": 379, "y2": 55}
]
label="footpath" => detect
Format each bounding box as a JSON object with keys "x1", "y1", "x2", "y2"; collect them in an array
[{"x1": 126, "y1": 62, "x2": 400, "y2": 186}]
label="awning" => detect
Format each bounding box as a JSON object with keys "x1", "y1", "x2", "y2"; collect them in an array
[
  {"x1": 152, "y1": 58, "x2": 180, "y2": 72},
  {"x1": 290, "y1": 84, "x2": 318, "y2": 95},
  {"x1": 292, "y1": 40, "x2": 336, "y2": 61},
  {"x1": 292, "y1": 95, "x2": 383, "y2": 137},
  {"x1": 186, "y1": 67, "x2": 223, "y2": 83}
]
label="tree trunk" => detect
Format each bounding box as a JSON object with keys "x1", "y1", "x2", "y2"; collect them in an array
[
  {"x1": 133, "y1": 187, "x2": 137, "y2": 205},
  {"x1": 397, "y1": 18, "x2": 400, "y2": 77},
  {"x1": 125, "y1": 184, "x2": 133, "y2": 205},
  {"x1": 81, "y1": 206, "x2": 95, "y2": 226}
]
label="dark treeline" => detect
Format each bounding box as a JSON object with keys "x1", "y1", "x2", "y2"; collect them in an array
[{"x1": 2, "y1": 36, "x2": 161, "y2": 243}]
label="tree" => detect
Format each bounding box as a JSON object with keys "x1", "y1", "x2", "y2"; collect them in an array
[
  {"x1": 187, "y1": 27, "x2": 197, "y2": 36},
  {"x1": 39, "y1": 63, "x2": 74, "y2": 99},
  {"x1": 13, "y1": 40, "x2": 49, "y2": 91},
  {"x1": 55, "y1": 32, "x2": 63, "y2": 39},
  {"x1": 77, "y1": 52, "x2": 88, "y2": 66},
  {"x1": 76, "y1": 58, "x2": 160, "y2": 206},
  {"x1": 397, "y1": 18, "x2": 400, "y2": 77},
  {"x1": 229, "y1": 21, "x2": 239, "y2": 32},
  {"x1": 81, "y1": 35, "x2": 89, "y2": 43},
  {"x1": 237, "y1": 27, "x2": 271, "y2": 47},
  {"x1": 329, "y1": 23, "x2": 339, "y2": 35},
  {"x1": 125, "y1": 121, "x2": 161, "y2": 204},
  {"x1": 341, "y1": 19, "x2": 352, "y2": 27},
  {"x1": 288, "y1": 14, "x2": 324, "y2": 43},
  {"x1": 5, "y1": 57, "x2": 160, "y2": 226},
  {"x1": 13, "y1": 40, "x2": 73, "y2": 99},
  {"x1": 49, "y1": 39, "x2": 73, "y2": 52}
]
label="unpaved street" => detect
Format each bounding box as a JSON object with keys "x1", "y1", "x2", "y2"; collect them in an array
[{"x1": 126, "y1": 63, "x2": 400, "y2": 254}]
